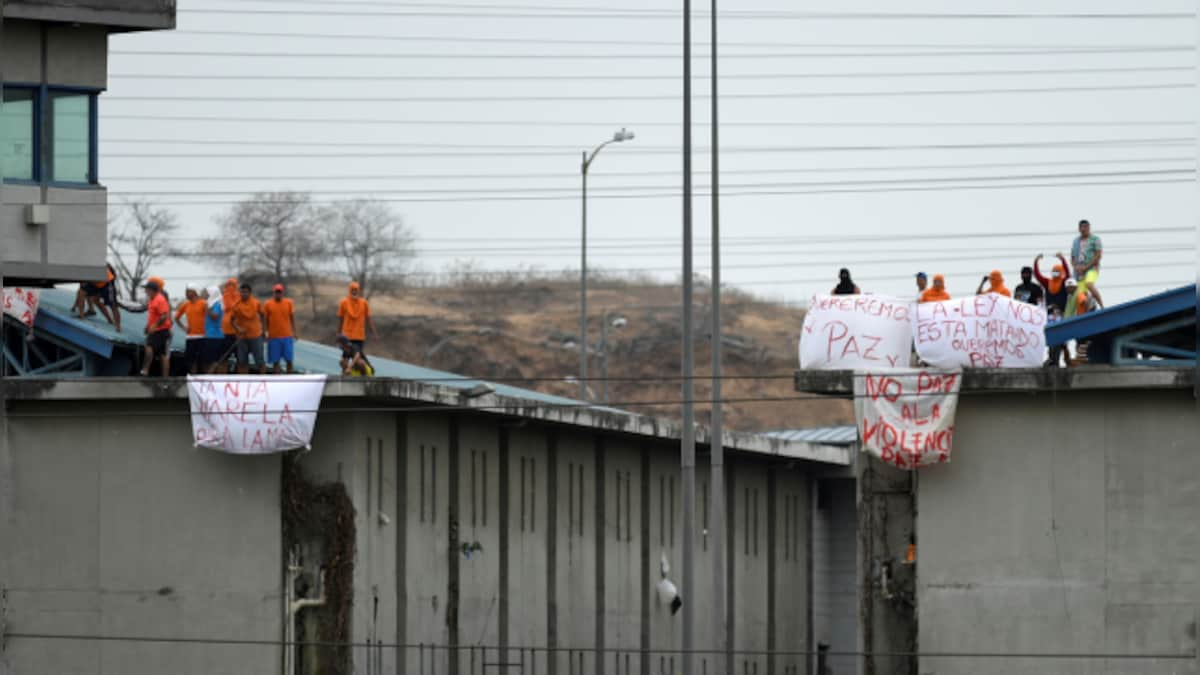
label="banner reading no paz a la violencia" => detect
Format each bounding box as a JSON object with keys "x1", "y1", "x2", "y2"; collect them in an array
[
  {"x1": 187, "y1": 375, "x2": 327, "y2": 454},
  {"x1": 854, "y1": 370, "x2": 961, "y2": 468}
]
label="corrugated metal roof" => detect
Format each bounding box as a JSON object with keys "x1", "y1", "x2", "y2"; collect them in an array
[
  {"x1": 33, "y1": 288, "x2": 581, "y2": 406},
  {"x1": 1046, "y1": 284, "x2": 1196, "y2": 347},
  {"x1": 762, "y1": 426, "x2": 858, "y2": 445}
]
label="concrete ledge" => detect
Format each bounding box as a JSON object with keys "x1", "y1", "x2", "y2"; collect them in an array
[
  {"x1": 5, "y1": 0, "x2": 176, "y2": 30},
  {"x1": 794, "y1": 366, "x2": 1195, "y2": 396},
  {"x1": 2, "y1": 377, "x2": 851, "y2": 466}
]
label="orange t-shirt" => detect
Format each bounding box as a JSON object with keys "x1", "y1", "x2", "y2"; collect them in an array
[
  {"x1": 229, "y1": 297, "x2": 264, "y2": 339},
  {"x1": 263, "y1": 297, "x2": 295, "y2": 339},
  {"x1": 337, "y1": 296, "x2": 370, "y2": 341},
  {"x1": 174, "y1": 298, "x2": 208, "y2": 337},
  {"x1": 220, "y1": 288, "x2": 240, "y2": 335},
  {"x1": 146, "y1": 293, "x2": 172, "y2": 333},
  {"x1": 919, "y1": 288, "x2": 951, "y2": 303}
]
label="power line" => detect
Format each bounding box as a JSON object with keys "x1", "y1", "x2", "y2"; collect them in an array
[
  {"x1": 105, "y1": 168, "x2": 1194, "y2": 197},
  {"x1": 177, "y1": 5, "x2": 1195, "y2": 20},
  {"x1": 125, "y1": 253, "x2": 1190, "y2": 277},
  {"x1": 187, "y1": 0, "x2": 1197, "y2": 21},
  {"x1": 78, "y1": 177, "x2": 1192, "y2": 205},
  {"x1": 107, "y1": 65, "x2": 1196, "y2": 82},
  {"x1": 163, "y1": 29, "x2": 1198, "y2": 51},
  {"x1": 133, "y1": 225, "x2": 1200, "y2": 244},
  {"x1": 98, "y1": 114, "x2": 1197, "y2": 128},
  {"x1": 108, "y1": 47, "x2": 1196, "y2": 60},
  {"x1": 100, "y1": 138, "x2": 1196, "y2": 158},
  {"x1": 97, "y1": 157, "x2": 1199, "y2": 181}
]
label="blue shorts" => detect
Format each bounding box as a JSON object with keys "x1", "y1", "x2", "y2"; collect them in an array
[{"x1": 268, "y1": 337, "x2": 295, "y2": 365}]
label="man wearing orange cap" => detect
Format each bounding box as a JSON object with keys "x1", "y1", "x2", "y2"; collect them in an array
[
  {"x1": 976, "y1": 270, "x2": 1011, "y2": 298},
  {"x1": 263, "y1": 283, "x2": 297, "y2": 374},
  {"x1": 919, "y1": 274, "x2": 951, "y2": 303},
  {"x1": 336, "y1": 281, "x2": 378, "y2": 369},
  {"x1": 139, "y1": 279, "x2": 172, "y2": 377}
]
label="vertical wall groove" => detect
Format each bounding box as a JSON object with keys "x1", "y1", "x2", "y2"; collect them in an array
[
  {"x1": 395, "y1": 414, "x2": 408, "y2": 675},
  {"x1": 639, "y1": 444, "x2": 651, "y2": 675},
  {"x1": 546, "y1": 433, "x2": 559, "y2": 675},
  {"x1": 594, "y1": 436, "x2": 606, "y2": 675},
  {"x1": 498, "y1": 427, "x2": 511, "y2": 667},
  {"x1": 766, "y1": 471, "x2": 777, "y2": 675},
  {"x1": 447, "y1": 415, "x2": 460, "y2": 675}
]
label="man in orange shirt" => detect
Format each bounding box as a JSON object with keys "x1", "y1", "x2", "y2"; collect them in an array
[
  {"x1": 264, "y1": 283, "x2": 297, "y2": 374},
  {"x1": 919, "y1": 274, "x2": 952, "y2": 303},
  {"x1": 229, "y1": 283, "x2": 267, "y2": 375},
  {"x1": 140, "y1": 279, "x2": 172, "y2": 377},
  {"x1": 217, "y1": 277, "x2": 240, "y2": 371},
  {"x1": 174, "y1": 284, "x2": 209, "y2": 374},
  {"x1": 336, "y1": 281, "x2": 378, "y2": 370}
]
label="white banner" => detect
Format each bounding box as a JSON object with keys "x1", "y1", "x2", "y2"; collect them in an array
[
  {"x1": 799, "y1": 294, "x2": 913, "y2": 370},
  {"x1": 3, "y1": 287, "x2": 40, "y2": 328},
  {"x1": 912, "y1": 294, "x2": 1046, "y2": 369},
  {"x1": 187, "y1": 375, "x2": 327, "y2": 454},
  {"x1": 854, "y1": 370, "x2": 961, "y2": 468}
]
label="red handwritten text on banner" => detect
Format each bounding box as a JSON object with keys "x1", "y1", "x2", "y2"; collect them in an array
[
  {"x1": 799, "y1": 294, "x2": 913, "y2": 370},
  {"x1": 854, "y1": 370, "x2": 961, "y2": 469},
  {"x1": 187, "y1": 375, "x2": 327, "y2": 454},
  {"x1": 912, "y1": 294, "x2": 1046, "y2": 369},
  {"x1": 2, "y1": 287, "x2": 41, "y2": 328}
]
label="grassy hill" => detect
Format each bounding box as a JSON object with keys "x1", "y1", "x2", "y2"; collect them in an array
[{"x1": 293, "y1": 273, "x2": 851, "y2": 433}]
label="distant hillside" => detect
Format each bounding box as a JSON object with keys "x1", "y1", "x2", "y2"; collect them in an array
[{"x1": 294, "y1": 273, "x2": 852, "y2": 433}]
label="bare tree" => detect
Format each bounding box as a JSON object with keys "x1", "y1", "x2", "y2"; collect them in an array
[
  {"x1": 205, "y1": 191, "x2": 322, "y2": 280},
  {"x1": 319, "y1": 198, "x2": 415, "y2": 297},
  {"x1": 107, "y1": 201, "x2": 181, "y2": 301}
]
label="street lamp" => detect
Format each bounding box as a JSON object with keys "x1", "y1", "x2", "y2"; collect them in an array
[{"x1": 579, "y1": 127, "x2": 635, "y2": 400}]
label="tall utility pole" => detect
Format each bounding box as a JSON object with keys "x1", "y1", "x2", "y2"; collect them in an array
[
  {"x1": 680, "y1": 0, "x2": 697, "y2": 673},
  {"x1": 708, "y1": 0, "x2": 728, "y2": 673}
]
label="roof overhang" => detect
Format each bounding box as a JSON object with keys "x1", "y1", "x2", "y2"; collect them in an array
[
  {"x1": 2, "y1": 377, "x2": 851, "y2": 466},
  {"x1": 4, "y1": 0, "x2": 176, "y2": 31},
  {"x1": 794, "y1": 366, "x2": 1194, "y2": 396}
]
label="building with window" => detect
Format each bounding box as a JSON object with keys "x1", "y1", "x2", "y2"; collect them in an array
[{"x1": 1, "y1": 1, "x2": 175, "y2": 286}]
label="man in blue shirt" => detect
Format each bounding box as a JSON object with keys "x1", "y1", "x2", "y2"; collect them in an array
[{"x1": 203, "y1": 285, "x2": 226, "y2": 373}]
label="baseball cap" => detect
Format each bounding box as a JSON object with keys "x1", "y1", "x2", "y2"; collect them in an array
[
  {"x1": 1065, "y1": 278, "x2": 1078, "y2": 288},
  {"x1": 143, "y1": 280, "x2": 160, "y2": 291},
  {"x1": 916, "y1": 272, "x2": 928, "y2": 279},
  {"x1": 273, "y1": 283, "x2": 284, "y2": 292}
]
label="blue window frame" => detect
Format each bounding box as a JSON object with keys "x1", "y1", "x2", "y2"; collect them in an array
[{"x1": 1, "y1": 83, "x2": 99, "y2": 186}]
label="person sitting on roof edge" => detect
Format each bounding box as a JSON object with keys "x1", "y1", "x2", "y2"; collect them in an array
[
  {"x1": 139, "y1": 280, "x2": 172, "y2": 377},
  {"x1": 74, "y1": 262, "x2": 121, "y2": 332},
  {"x1": 344, "y1": 349, "x2": 375, "y2": 377}
]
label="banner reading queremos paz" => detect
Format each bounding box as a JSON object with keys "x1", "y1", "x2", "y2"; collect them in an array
[
  {"x1": 187, "y1": 375, "x2": 328, "y2": 454},
  {"x1": 799, "y1": 294, "x2": 913, "y2": 370},
  {"x1": 854, "y1": 370, "x2": 961, "y2": 468},
  {"x1": 912, "y1": 293, "x2": 1046, "y2": 369}
]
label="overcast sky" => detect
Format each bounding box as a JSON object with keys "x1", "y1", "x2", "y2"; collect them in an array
[{"x1": 100, "y1": 0, "x2": 1197, "y2": 308}]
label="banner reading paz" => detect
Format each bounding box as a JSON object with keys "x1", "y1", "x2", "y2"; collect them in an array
[
  {"x1": 912, "y1": 293, "x2": 1046, "y2": 369},
  {"x1": 854, "y1": 370, "x2": 961, "y2": 468},
  {"x1": 187, "y1": 375, "x2": 327, "y2": 454},
  {"x1": 799, "y1": 294, "x2": 913, "y2": 370}
]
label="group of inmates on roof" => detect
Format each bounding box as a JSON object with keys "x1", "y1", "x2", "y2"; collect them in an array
[
  {"x1": 831, "y1": 219, "x2": 1104, "y2": 367},
  {"x1": 74, "y1": 275, "x2": 380, "y2": 378}
]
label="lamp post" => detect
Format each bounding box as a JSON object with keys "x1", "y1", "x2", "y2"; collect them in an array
[{"x1": 579, "y1": 127, "x2": 634, "y2": 401}]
